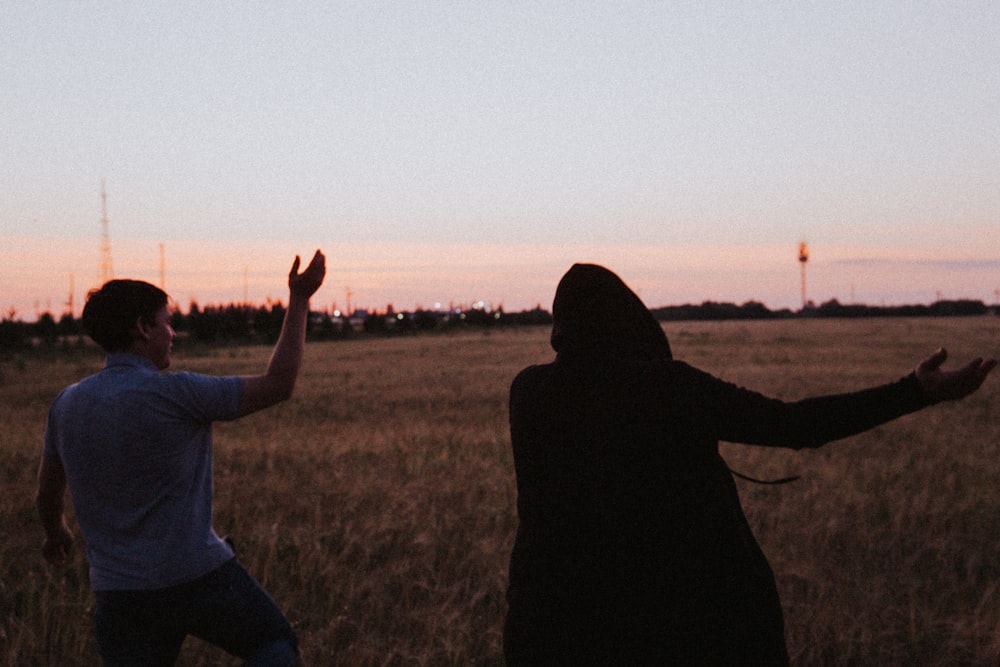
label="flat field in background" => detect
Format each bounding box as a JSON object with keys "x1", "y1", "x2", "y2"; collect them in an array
[{"x1": 2, "y1": 317, "x2": 999, "y2": 666}]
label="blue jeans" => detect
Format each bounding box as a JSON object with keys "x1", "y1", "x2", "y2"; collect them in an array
[{"x1": 94, "y1": 558, "x2": 298, "y2": 666}]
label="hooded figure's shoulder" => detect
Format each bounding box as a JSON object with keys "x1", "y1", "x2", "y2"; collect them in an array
[{"x1": 511, "y1": 362, "x2": 555, "y2": 390}]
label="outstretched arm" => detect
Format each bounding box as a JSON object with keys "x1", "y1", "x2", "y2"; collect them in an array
[
  {"x1": 237, "y1": 250, "x2": 326, "y2": 416},
  {"x1": 706, "y1": 346, "x2": 995, "y2": 450},
  {"x1": 37, "y1": 455, "x2": 73, "y2": 566},
  {"x1": 915, "y1": 347, "x2": 996, "y2": 402}
]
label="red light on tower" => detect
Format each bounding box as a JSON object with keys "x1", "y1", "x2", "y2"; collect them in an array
[{"x1": 797, "y1": 242, "x2": 809, "y2": 309}]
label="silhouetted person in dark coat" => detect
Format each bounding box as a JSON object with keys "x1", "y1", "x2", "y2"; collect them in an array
[{"x1": 503, "y1": 263, "x2": 995, "y2": 666}]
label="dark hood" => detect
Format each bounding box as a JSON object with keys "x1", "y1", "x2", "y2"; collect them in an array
[{"x1": 551, "y1": 263, "x2": 672, "y2": 361}]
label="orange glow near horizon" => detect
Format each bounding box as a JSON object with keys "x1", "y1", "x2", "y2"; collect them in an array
[{"x1": 2, "y1": 235, "x2": 998, "y2": 322}]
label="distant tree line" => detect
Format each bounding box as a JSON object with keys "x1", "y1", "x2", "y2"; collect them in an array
[
  {"x1": 805, "y1": 298, "x2": 991, "y2": 318},
  {"x1": 650, "y1": 298, "x2": 994, "y2": 321},
  {"x1": 1, "y1": 298, "x2": 994, "y2": 352},
  {"x1": 0, "y1": 302, "x2": 557, "y2": 352}
]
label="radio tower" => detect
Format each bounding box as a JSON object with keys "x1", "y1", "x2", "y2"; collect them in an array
[
  {"x1": 797, "y1": 242, "x2": 809, "y2": 309},
  {"x1": 159, "y1": 243, "x2": 166, "y2": 290},
  {"x1": 66, "y1": 273, "x2": 75, "y2": 318},
  {"x1": 99, "y1": 179, "x2": 114, "y2": 284}
]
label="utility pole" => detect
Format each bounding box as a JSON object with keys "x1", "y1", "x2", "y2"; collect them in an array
[
  {"x1": 159, "y1": 243, "x2": 166, "y2": 291},
  {"x1": 66, "y1": 273, "x2": 75, "y2": 318},
  {"x1": 99, "y1": 179, "x2": 113, "y2": 284}
]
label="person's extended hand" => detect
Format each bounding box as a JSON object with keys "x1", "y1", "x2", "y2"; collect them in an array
[
  {"x1": 915, "y1": 348, "x2": 997, "y2": 402},
  {"x1": 288, "y1": 249, "x2": 326, "y2": 300},
  {"x1": 42, "y1": 523, "x2": 74, "y2": 567}
]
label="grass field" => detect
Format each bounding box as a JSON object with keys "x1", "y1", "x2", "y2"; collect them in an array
[{"x1": 2, "y1": 317, "x2": 999, "y2": 665}]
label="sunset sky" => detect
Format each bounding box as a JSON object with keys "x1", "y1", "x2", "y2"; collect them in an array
[{"x1": 3, "y1": 2, "x2": 998, "y2": 320}]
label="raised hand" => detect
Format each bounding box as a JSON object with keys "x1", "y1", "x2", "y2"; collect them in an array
[
  {"x1": 915, "y1": 347, "x2": 997, "y2": 402},
  {"x1": 288, "y1": 249, "x2": 326, "y2": 299}
]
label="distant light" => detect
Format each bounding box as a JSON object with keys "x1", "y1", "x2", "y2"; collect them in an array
[{"x1": 396, "y1": 313, "x2": 404, "y2": 320}]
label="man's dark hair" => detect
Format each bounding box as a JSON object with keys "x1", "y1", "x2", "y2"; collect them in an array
[{"x1": 82, "y1": 280, "x2": 169, "y2": 352}]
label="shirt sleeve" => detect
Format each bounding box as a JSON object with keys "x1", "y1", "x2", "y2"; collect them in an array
[
  {"x1": 42, "y1": 396, "x2": 65, "y2": 460},
  {"x1": 160, "y1": 372, "x2": 244, "y2": 423},
  {"x1": 672, "y1": 362, "x2": 933, "y2": 449}
]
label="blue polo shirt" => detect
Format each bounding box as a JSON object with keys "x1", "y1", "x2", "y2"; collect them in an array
[{"x1": 43, "y1": 354, "x2": 244, "y2": 591}]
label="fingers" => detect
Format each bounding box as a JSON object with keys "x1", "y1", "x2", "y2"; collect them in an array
[
  {"x1": 958, "y1": 357, "x2": 996, "y2": 379},
  {"x1": 917, "y1": 347, "x2": 947, "y2": 375},
  {"x1": 960, "y1": 358, "x2": 985, "y2": 374},
  {"x1": 290, "y1": 250, "x2": 325, "y2": 277},
  {"x1": 968, "y1": 358, "x2": 998, "y2": 387},
  {"x1": 938, "y1": 357, "x2": 996, "y2": 400},
  {"x1": 308, "y1": 250, "x2": 326, "y2": 275},
  {"x1": 915, "y1": 349, "x2": 996, "y2": 402},
  {"x1": 287, "y1": 249, "x2": 326, "y2": 299}
]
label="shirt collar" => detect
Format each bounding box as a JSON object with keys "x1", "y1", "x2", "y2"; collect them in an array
[{"x1": 104, "y1": 353, "x2": 159, "y2": 371}]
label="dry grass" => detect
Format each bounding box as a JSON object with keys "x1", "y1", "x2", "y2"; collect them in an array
[{"x1": 2, "y1": 318, "x2": 998, "y2": 665}]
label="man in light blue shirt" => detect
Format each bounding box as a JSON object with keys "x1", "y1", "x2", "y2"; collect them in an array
[{"x1": 37, "y1": 250, "x2": 325, "y2": 666}]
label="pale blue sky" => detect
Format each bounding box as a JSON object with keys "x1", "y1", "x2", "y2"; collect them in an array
[{"x1": 2, "y1": 1, "x2": 998, "y2": 315}]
